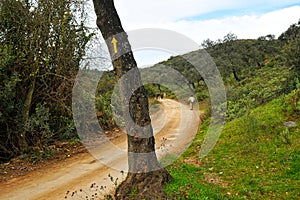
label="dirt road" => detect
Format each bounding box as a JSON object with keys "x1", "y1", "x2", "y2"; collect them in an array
[{"x1": 0, "y1": 99, "x2": 199, "y2": 200}]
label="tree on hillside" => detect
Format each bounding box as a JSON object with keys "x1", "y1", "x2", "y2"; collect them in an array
[
  {"x1": 279, "y1": 19, "x2": 300, "y2": 42},
  {"x1": 201, "y1": 38, "x2": 215, "y2": 48},
  {"x1": 221, "y1": 32, "x2": 242, "y2": 82},
  {"x1": 92, "y1": 0, "x2": 172, "y2": 199},
  {"x1": 258, "y1": 34, "x2": 275, "y2": 41},
  {"x1": 203, "y1": 33, "x2": 283, "y2": 82},
  {"x1": 280, "y1": 19, "x2": 300, "y2": 77}
]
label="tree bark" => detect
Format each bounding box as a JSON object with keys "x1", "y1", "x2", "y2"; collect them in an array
[
  {"x1": 92, "y1": 0, "x2": 172, "y2": 199},
  {"x1": 20, "y1": 77, "x2": 36, "y2": 152},
  {"x1": 232, "y1": 66, "x2": 241, "y2": 82}
]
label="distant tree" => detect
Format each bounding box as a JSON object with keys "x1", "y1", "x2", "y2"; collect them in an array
[
  {"x1": 221, "y1": 32, "x2": 241, "y2": 81},
  {"x1": 283, "y1": 37, "x2": 300, "y2": 77},
  {"x1": 279, "y1": 19, "x2": 300, "y2": 77},
  {"x1": 201, "y1": 38, "x2": 215, "y2": 48},
  {"x1": 223, "y1": 32, "x2": 237, "y2": 43},
  {"x1": 279, "y1": 19, "x2": 300, "y2": 41},
  {"x1": 258, "y1": 34, "x2": 275, "y2": 41}
]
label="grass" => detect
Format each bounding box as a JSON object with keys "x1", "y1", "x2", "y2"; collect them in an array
[
  {"x1": 165, "y1": 163, "x2": 229, "y2": 199},
  {"x1": 164, "y1": 95, "x2": 300, "y2": 199}
]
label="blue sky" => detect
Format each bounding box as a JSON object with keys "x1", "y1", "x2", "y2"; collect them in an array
[
  {"x1": 184, "y1": 1, "x2": 300, "y2": 21},
  {"x1": 87, "y1": 0, "x2": 300, "y2": 67}
]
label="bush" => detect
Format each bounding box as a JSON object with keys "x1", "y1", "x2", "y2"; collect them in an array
[{"x1": 25, "y1": 103, "x2": 53, "y2": 150}]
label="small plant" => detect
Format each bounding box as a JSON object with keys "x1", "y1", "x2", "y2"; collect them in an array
[
  {"x1": 25, "y1": 103, "x2": 53, "y2": 150},
  {"x1": 159, "y1": 137, "x2": 168, "y2": 152},
  {"x1": 105, "y1": 194, "x2": 114, "y2": 200},
  {"x1": 128, "y1": 187, "x2": 138, "y2": 199},
  {"x1": 108, "y1": 173, "x2": 119, "y2": 187},
  {"x1": 65, "y1": 171, "x2": 126, "y2": 199},
  {"x1": 64, "y1": 183, "x2": 107, "y2": 200},
  {"x1": 279, "y1": 127, "x2": 291, "y2": 145}
]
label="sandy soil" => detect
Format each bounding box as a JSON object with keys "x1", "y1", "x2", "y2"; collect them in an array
[{"x1": 0, "y1": 99, "x2": 200, "y2": 200}]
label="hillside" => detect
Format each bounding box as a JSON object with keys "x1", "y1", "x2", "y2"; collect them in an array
[
  {"x1": 164, "y1": 87, "x2": 300, "y2": 199},
  {"x1": 155, "y1": 20, "x2": 300, "y2": 121},
  {"x1": 161, "y1": 21, "x2": 300, "y2": 199}
]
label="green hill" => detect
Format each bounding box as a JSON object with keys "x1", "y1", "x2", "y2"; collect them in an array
[
  {"x1": 162, "y1": 20, "x2": 300, "y2": 199},
  {"x1": 164, "y1": 87, "x2": 300, "y2": 199}
]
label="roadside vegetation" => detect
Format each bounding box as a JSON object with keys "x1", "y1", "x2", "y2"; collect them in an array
[{"x1": 0, "y1": 0, "x2": 93, "y2": 162}]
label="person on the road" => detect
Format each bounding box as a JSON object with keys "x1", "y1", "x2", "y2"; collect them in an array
[{"x1": 188, "y1": 95, "x2": 195, "y2": 110}]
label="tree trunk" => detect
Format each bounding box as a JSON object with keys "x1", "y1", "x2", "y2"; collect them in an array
[
  {"x1": 92, "y1": 0, "x2": 172, "y2": 199},
  {"x1": 20, "y1": 77, "x2": 36, "y2": 152},
  {"x1": 232, "y1": 66, "x2": 241, "y2": 82}
]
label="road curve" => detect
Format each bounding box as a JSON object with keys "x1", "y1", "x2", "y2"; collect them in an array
[{"x1": 0, "y1": 99, "x2": 200, "y2": 200}]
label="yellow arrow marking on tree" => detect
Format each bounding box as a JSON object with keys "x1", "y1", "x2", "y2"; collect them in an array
[{"x1": 111, "y1": 37, "x2": 118, "y2": 54}]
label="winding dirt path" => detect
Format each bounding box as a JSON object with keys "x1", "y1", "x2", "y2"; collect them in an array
[{"x1": 0, "y1": 99, "x2": 200, "y2": 200}]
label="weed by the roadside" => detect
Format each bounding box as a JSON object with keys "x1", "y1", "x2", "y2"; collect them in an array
[
  {"x1": 65, "y1": 171, "x2": 126, "y2": 200},
  {"x1": 64, "y1": 183, "x2": 107, "y2": 200},
  {"x1": 128, "y1": 187, "x2": 138, "y2": 199},
  {"x1": 28, "y1": 147, "x2": 57, "y2": 164},
  {"x1": 108, "y1": 173, "x2": 118, "y2": 188}
]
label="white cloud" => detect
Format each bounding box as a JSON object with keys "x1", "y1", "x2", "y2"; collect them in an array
[
  {"x1": 87, "y1": 1, "x2": 300, "y2": 66},
  {"x1": 172, "y1": 6, "x2": 300, "y2": 43},
  {"x1": 114, "y1": 0, "x2": 300, "y2": 24},
  {"x1": 115, "y1": 0, "x2": 240, "y2": 23},
  {"x1": 131, "y1": 5, "x2": 300, "y2": 66},
  {"x1": 89, "y1": 1, "x2": 300, "y2": 41},
  {"x1": 115, "y1": 5, "x2": 300, "y2": 43}
]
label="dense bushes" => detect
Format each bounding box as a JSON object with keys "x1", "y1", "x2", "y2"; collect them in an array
[
  {"x1": 0, "y1": 0, "x2": 92, "y2": 161},
  {"x1": 226, "y1": 65, "x2": 294, "y2": 120}
]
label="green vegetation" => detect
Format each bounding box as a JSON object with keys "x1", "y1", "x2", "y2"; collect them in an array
[
  {"x1": 96, "y1": 71, "x2": 117, "y2": 130},
  {"x1": 0, "y1": 0, "x2": 93, "y2": 161},
  {"x1": 163, "y1": 20, "x2": 300, "y2": 200},
  {"x1": 164, "y1": 88, "x2": 300, "y2": 199}
]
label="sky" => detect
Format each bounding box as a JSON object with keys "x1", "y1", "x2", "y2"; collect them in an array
[{"x1": 87, "y1": 0, "x2": 300, "y2": 67}]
